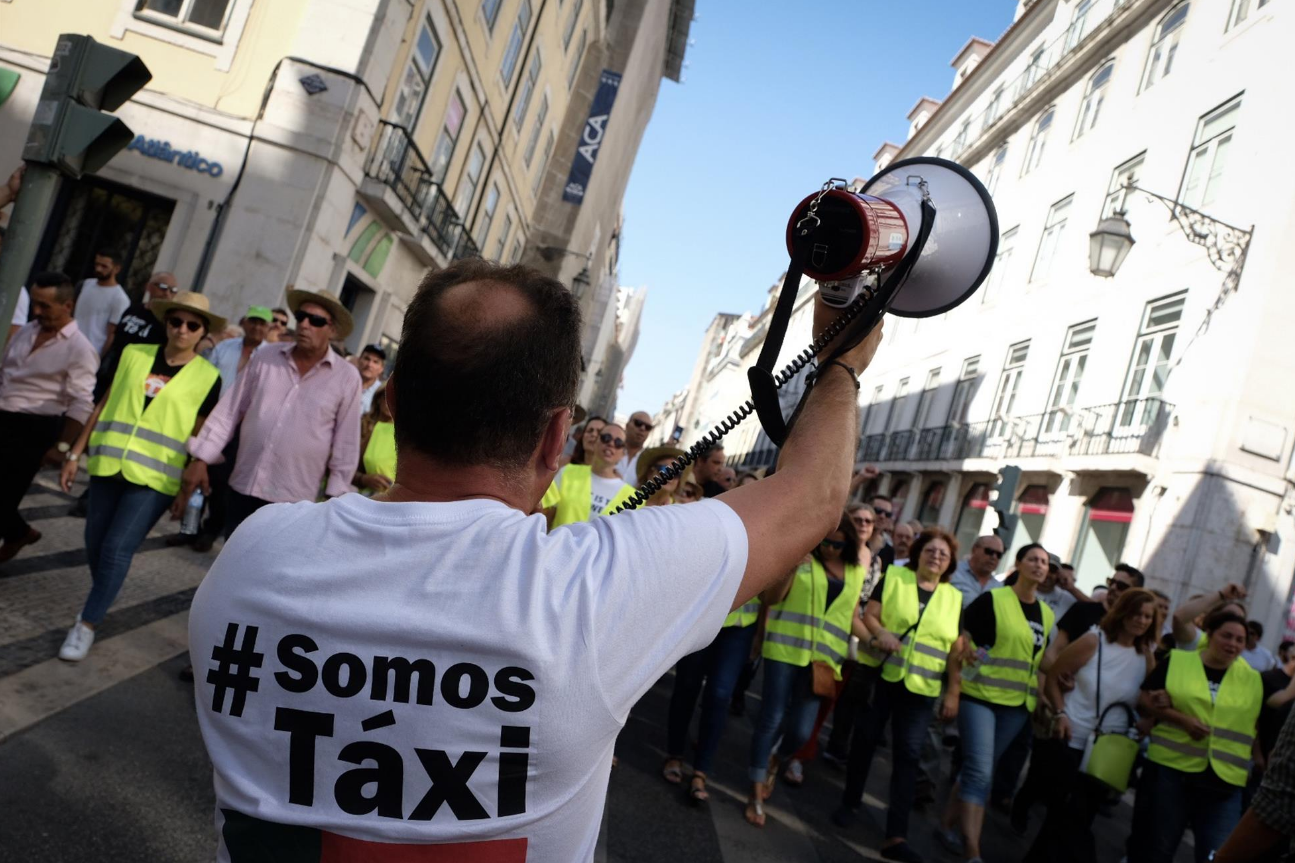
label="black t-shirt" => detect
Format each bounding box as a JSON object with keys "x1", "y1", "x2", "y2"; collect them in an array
[
  {"x1": 964, "y1": 590, "x2": 1046, "y2": 656},
  {"x1": 95, "y1": 303, "x2": 166, "y2": 399},
  {"x1": 825, "y1": 575, "x2": 844, "y2": 607},
  {"x1": 702, "y1": 479, "x2": 725, "y2": 498},
  {"x1": 877, "y1": 543, "x2": 895, "y2": 570},
  {"x1": 1141, "y1": 652, "x2": 1237, "y2": 787},
  {"x1": 143, "y1": 350, "x2": 222, "y2": 417},
  {"x1": 1259, "y1": 667, "x2": 1292, "y2": 756},
  {"x1": 1058, "y1": 600, "x2": 1107, "y2": 642}
]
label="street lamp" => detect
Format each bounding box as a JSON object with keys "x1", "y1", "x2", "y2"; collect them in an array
[
  {"x1": 570, "y1": 265, "x2": 592, "y2": 300},
  {"x1": 1087, "y1": 213, "x2": 1136, "y2": 278},
  {"x1": 536, "y1": 245, "x2": 593, "y2": 299}
]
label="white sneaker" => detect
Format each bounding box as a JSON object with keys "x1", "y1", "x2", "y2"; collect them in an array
[
  {"x1": 58, "y1": 622, "x2": 95, "y2": 661},
  {"x1": 783, "y1": 758, "x2": 805, "y2": 786}
]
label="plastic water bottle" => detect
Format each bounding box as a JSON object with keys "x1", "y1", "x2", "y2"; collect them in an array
[
  {"x1": 961, "y1": 646, "x2": 990, "y2": 682},
  {"x1": 181, "y1": 489, "x2": 205, "y2": 535}
]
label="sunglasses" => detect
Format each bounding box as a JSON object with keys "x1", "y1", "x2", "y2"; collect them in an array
[
  {"x1": 874, "y1": 509, "x2": 893, "y2": 518},
  {"x1": 272, "y1": 317, "x2": 289, "y2": 327},
  {"x1": 150, "y1": 282, "x2": 179, "y2": 294},
  {"x1": 650, "y1": 461, "x2": 674, "y2": 473},
  {"x1": 294, "y1": 309, "x2": 331, "y2": 328},
  {"x1": 852, "y1": 516, "x2": 875, "y2": 526},
  {"x1": 599, "y1": 433, "x2": 625, "y2": 449},
  {"x1": 981, "y1": 547, "x2": 1004, "y2": 558},
  {"x1": 631, "y1": 418, "x2": 654, "y2": 431},
  {"x1": 166, "y1": 316, "x2": 204, "y2": 333},
  {"x1": 819, "y1": 539, "x2": 847, "y2": 550},
  {"x1": 1108, "y1": 579, "x2": 1132, "y2": 592}
]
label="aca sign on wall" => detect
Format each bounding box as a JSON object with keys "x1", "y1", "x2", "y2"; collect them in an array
[{"x1": 562, "y1": 70, "x2": 622, "y2": 205}]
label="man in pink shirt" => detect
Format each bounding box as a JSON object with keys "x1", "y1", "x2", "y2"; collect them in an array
[
  {"x1": 180, "y1": 288, "x2": 362, "y2": 539},
  {"x1": 0, "y1": 272, "x2": 99, "y2": 563}
]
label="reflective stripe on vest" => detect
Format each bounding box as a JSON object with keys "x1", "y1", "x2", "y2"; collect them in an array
[
  {"x1": 960, "y1": 587, "x2": 1054, "y2": 711},
  {"x1": 86, "y1": 345, "x2": 218, "y2": 496},
  {"x1": 815, "y1": 558, "x2": 866, "y2": 677},
  {"x1": 362, "y1": 421, "x2": 396, "y2": 486},
  {"x1": 551, "y1": 464, "x2": 637, "y2": 526},
  {"x1": 724, "y1": 599, "x2": 761, "y2": 629},
  {"x1": 1146, "y1": 650, "x2": 1262, "y2": 786}
]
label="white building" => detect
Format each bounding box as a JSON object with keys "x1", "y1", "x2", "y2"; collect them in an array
[{"x1": 664, "y1": 0, "x2": 1295, "y2": 644}]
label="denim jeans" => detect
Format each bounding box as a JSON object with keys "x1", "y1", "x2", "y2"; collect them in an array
[
  {"x1": 842, "y1": 678, "x2": 937, "y2": 839},
  {"x1": 955, "y1": 697, "x2": 1030, "y2": 806},
  {"x1": 1131, "y1": 760, "x2": 1243, "y2": 863},
  {"x1": 748, "y1": 659, "x2": 821, "y2": 782},
  {"x1": 825, "y1": 661, "x2": 878, "y2": 758},
  {"x1": 665, "y1": 623, "x2": 756, "y2": 774},
  {"x1": 81, "y1": 477, "x2": 174, "y2": 624}
]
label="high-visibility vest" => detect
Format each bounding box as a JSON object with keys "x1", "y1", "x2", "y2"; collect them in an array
[
  {"x1": 87, "y1": 344, "x2": 218, "y2": 496},
  {"x1": 551, "y1": 464, "x2": 637, "y2": 526},
  {"x1": 1147, "y1": 650, "x2": 1262, "y2": 787},
  {"x1": 858, "y1": 566, "x2": 962, "y2": 697},
  {"x1": 764, "y1": 558, "x2": 865, "y2": 678},
  {"x1": 724, "y1": 598, "x2": 761, "y2": 629},
  {"x1": 362, "y1": 421, "x2": 396, "y2": 479},
  {"x1": 961, "y1": 587, "x2": 1054, "y2": 711}
]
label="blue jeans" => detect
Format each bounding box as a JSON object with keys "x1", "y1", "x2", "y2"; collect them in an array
[
  {"x1": 666, "y1": 623, "x2": 757, "y2": 774},
  {"x1": 1131, "y1": 761, "x2": 1243, "y2": 863},
  {"x1": 842, "y1": 678, "x2": 937, "y2": 839},
  {"x1": 81, "y1": 477, "x2": 173, "y2": 624},
  {"x1": 748, "y1": 658, "x2": 821, "y2": 783},
  {"x1": 955, "y1": 697, "x2": 1030, "y2": 806}
]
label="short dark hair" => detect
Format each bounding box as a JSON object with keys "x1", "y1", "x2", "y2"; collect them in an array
[
  {"x1": 272, "y1": 306, "x2": 289, "y2": 317},
  {"x1": 1247, "y1": 620, "x2": 1264, "y2": 638},
  {"x1": 1204, "y1": 609, "x2": 1247, "y2": 636},
  {"x1": 1115, "y1": 563, "x2": 1145, "y2": 587},
  {"x1": 361, "y1": 344, "x2": 387, "y2": 360},
  {"x1": 392, "y1": 258, "x2": 581, "y2": 470},
  {"x1": 32, "y1": 271, "x2": 75, "y2": 303},
  {"x1": 94, "y1": 249, "x2": 121, "y2": 266}
]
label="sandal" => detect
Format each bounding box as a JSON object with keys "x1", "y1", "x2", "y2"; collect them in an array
[
  {"x1": 662, "y1": 758, "x2": 684, "y2": 785},
  {"x1": 688, "y1": 772, "x2": 710, "y2": 807},
  {"x1": 744, "y1": 797, "x2": 766, "y2": 827}
]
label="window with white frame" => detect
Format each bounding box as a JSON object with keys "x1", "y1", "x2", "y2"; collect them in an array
[
  {"x1": 1074, "y1": 61, "x2": 1113, "y2": 139},
  {"x1": 1031, "y1": 195, "x2": 1072, "y2": 283},
  {"x1": 428, "y1": 89, "x2": 465, "y2": 183},
  {"x1": 1044, "y1": 320, "x2": 1096, "y2": 434},
  {"x1": 513, "y1": 50, "x2": 542, "y2": 130},
  {"x1": 984, "y1": 85, "x2": 1005, "y2": 129},
  {"x1": 493, "y1": 212, "x2": 513, "y2": 261},
  {"x1": 532, "y1": 129, "x2": 555, "y2": 195},
  {"x1": 392, "y1": 17, "x2": 441, "y2": 129},
  {"x1": 1021, "y1": 44, "x2": 1046, "y2": 95},
  {"x1": 481, "y1": 0, "x2": 503, "y2": 32},
  {"x1": 1023, "y1": 107, "x2": 1054, "y2": 174},
  {"x1": 1118, "y1": 293, "x2": 1185, "y2": 427},
  {"x1": 1066, "y1": 0, "x2": 1095, "y2": 50},
  {"x1": 1143, "y1": 2, "x2": 1189, "y2": 90},
  {"x1": 990, "y1": 341, "x2": 1030, "y2": 436},
  {"x1": 885, "y1": 378, "x2": 911, "y2": 432},
  {"x1": 562, "y1": 0, "x2": 584, "y2": 50},
  {"x1": 509, "y1": 237, "x2": 524, "y2": 265},
  {"x1": 985, "y1": 144, "x2": 1008, "y2": 195},
  {"x1": 523, "y1": 94, "x2": 548, "y2": 166},
  {"x1": 453, "y1": 143, "x2": 485, "y2": 217},
  {"x1": 952, "y1": 118, "x2": 971, "y2": 154},
  {"x1": 863, "y1": 384, "x2": 884, "y2": 434},
  {"x1": 568, "y1": 29, "x2": 588, "y2": 89},
  {"x1": 1228, "y1": 0, "x2": 1270, "y2": 29},
  {"x1": 947, "y1": 356, "x2": 980, "y2": 425},
  {"x1": 135, "y1": 0, "x2": 233, "y2": 37},
  {"x1": 1180, "y1": 96, "x2": 1240, "y2": 210},
  {"x1": 983, "y1": 226, "x2": 1017, "y2": 304},
  {"x1": 1103, "y1": 152, "x2": 1146, "y2": 218},
  {"x1": 478, "y1": 183, "x2": 501, "y2": 247},
  {"x1": 913, "y1": 368, "x2": 941, "y2": 429},
  {"x1": 500, "y1": 0, "x2": 533, "y2": 87}
]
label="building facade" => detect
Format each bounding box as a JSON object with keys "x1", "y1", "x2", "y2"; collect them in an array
[
  {"x1": 0, "y1": 0, "x2": 686, "y2": 364},
  {"x1": 662, "y1": 0, "x2": 1295, "y2": 643}
]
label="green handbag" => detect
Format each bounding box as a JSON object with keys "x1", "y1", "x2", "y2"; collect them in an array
[{"x1": 1079, "y1": 637, "x2": 1140, "y2": 792}]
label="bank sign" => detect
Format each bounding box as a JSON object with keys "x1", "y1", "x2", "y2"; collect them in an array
[
  {"x1": 126, "y1": 136, "x2": 224, "y2": 177},
  {"x1": 562, "y1": 70, "x2": 622, "y2": 205}
]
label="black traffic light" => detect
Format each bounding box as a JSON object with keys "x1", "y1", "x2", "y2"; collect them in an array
[
  {"x1": 990, "y1": 465, "x2": 1021, "y2": 548},
  {"x1": 22, "y1": 34, "x2": 151, "y2": 178}
]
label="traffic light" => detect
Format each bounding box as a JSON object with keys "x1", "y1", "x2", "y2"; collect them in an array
[
  {"x1": 990, "y1": 465, "x2": 1021, "y2": 548},
  {"x1": 22, "y1": 34, "x2": 151, "y2": 178}
]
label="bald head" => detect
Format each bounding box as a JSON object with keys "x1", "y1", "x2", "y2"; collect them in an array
[
  {"x1": 144, "y1": 271, "x2": 178, "y2": 302},
  {"x1": 968, "y1": 534, "x2": 1004, "y2": 579},
  {"x1": 626, "y1": 410, "x2": 653, "y2": 448}
]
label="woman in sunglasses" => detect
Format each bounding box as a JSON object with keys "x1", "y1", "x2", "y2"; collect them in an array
[
  {"x1": 745, "y1": 511, "x2": 867, "y2": 827},
  {"x1": 542, "y1": 422, "x2": 637, "y2": 527},
  {"x1": 558, "y1": 415, "x2": 607, "y2": 468},
  {"x1": 56, "y1": 292, "x2": 225, "y2": 662}
]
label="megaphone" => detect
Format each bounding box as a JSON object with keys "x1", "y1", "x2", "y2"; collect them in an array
[{"x1": 785, "y1": 157, "x2": 999, "y2": 314}]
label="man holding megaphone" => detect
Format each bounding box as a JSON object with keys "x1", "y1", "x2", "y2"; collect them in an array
[{"x1": 186, "y1": 257, "x2": 883, "y2": 862}]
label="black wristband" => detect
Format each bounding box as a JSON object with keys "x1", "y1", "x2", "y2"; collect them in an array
[{"x1": 820, "y1": 360, "x2": 860, "y2": 391}]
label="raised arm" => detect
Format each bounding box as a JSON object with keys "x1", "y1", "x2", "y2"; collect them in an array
[{"x1": 1173, "y1": 583, "x2": 1246, "y2": 645}]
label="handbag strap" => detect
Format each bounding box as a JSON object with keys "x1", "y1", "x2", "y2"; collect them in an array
[{"x1": 1094, "y1": 633, "x2": 1102, "y2": 729}]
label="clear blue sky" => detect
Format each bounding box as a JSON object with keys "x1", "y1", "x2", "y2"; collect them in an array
[{"x1": 616, "y1": 0, "x2": 1016, "y2": 416}]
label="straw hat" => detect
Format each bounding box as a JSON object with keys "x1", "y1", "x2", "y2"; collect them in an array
[
  {"x1": 636, "y1": 445, "x2": 687, "y2": 487},
  {"x1": 150, "y1": 291, "x2": 227, "y2": 334},
  {"x1": 286, "y1": 286, "x2": 354, "y2": 339}
]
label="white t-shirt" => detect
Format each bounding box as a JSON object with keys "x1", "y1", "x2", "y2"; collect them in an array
[
  {"x1": 11, "y1": 286, "x2": 28, "y2": 326},
  {"x1": 1036, "y1": 586, "x2": 1078, "y2": 621},
  {"x1": 614, "y1": 450, "x2": 641, "y2": 484},
  {"x1": 359, "y1": 379, "x2": 382, "y2": 414},
  {"x1": 555, "y1": 465, "x2": 628, "y2": 516},
  {"x1": 189, "y1": 493, "x2": 748, "y2": 861},
  {"x1": 1241, "y1": 644, "x2": 1277, "y2": 672},
  {"x1": 73, "y1": 279, "x2": 130, "y2": 354}
]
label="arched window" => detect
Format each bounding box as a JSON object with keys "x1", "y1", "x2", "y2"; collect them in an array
[
  {"x1": 1023, "y1": 107, "x2": 1054, "y2": 174},
  {"x1": 985, "y1": 144, "x2": 1009, "y2": 194},
  {"x1": 1143, "y1": 2, "x2": 1189, "y2": 90},
  {"x1": 1075, "y1": 61, "x2": 1114, "y2": 138}
]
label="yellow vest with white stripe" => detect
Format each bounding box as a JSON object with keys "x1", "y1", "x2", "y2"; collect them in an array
[
  {"x1": 764, "y1": 558, "x2": 865, "y2": 678},
  {"x1": 724, "y1": 598, "x2": 760, "y2": 629},
  {"x1": 87, "y1": 345, "x2": 218, "y2": 496},
  {"x1": 1147, "y1": 650, "x2": 1262, "y2": 787},
  {"x1": 362, "y1": 421, "x2": 396, "y2": 478},
  {"x1": 961, "y1": 587, "x2": 1054, "y2": 712},
  {"x1": 858, "y1": 566, "x2": 962, "y2": 697},
  {"x1": 551, "y1": 464, "x2": 637, "y2": 526}
]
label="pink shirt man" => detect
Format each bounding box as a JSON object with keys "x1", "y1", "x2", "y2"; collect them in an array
[
  {"x1": 0, "y1": 319, "x2": 98, "y2": 423},
  {"x1": 189, "y1": 342, "x2": 361, "y2": 503}
]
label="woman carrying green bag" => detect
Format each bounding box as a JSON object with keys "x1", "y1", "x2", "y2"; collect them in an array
[{"x1": 1023, "y1": 588, "x2": 1160, "y2": 863}]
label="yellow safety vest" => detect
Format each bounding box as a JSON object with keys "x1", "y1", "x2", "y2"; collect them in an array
[
  {"x1": 1147, "y1": 650, "x2": 1262, "y2": 787},
  {"x1": 87, "y1": 345, "x2": 218, "y2": 496},
  {"x1": 764, "y1": 558, "x2": 865, "y2": 678},
  {"x1": 362, "y1": 421, "x2": 396, "y2": 482},
  {"x1": 724, "y1": 598, "x2": 761, "y2": 629},
  {"x1": 550, "y1": 464, "x2": 637, "y2": 526},
  {"x1": 961, "y1": 587, "x2": 1054, "y2": 712},
  {"x1": 858, "y1": 566, "x2": 962, "y2": 697}
]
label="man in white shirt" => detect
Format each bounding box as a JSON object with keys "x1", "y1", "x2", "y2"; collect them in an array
[
  {"x1": 189, "y1": 258, "x2": 883, "y2": 861},
  {"x1": 615, "y1": 410, "x2": 653, "y2": 480},
  {"x1": 72, "y1": 250, "x2": 131, "y2": 355},
  {"x1": 1243, "y1": 620, "x2": 1278, "y2": 672},
  {"x1": 356, "y1": 344, "x2": 386, "y2": 413},
  {"x1": 206, "y1": 306, "x2": 273, "y2": 391}
]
